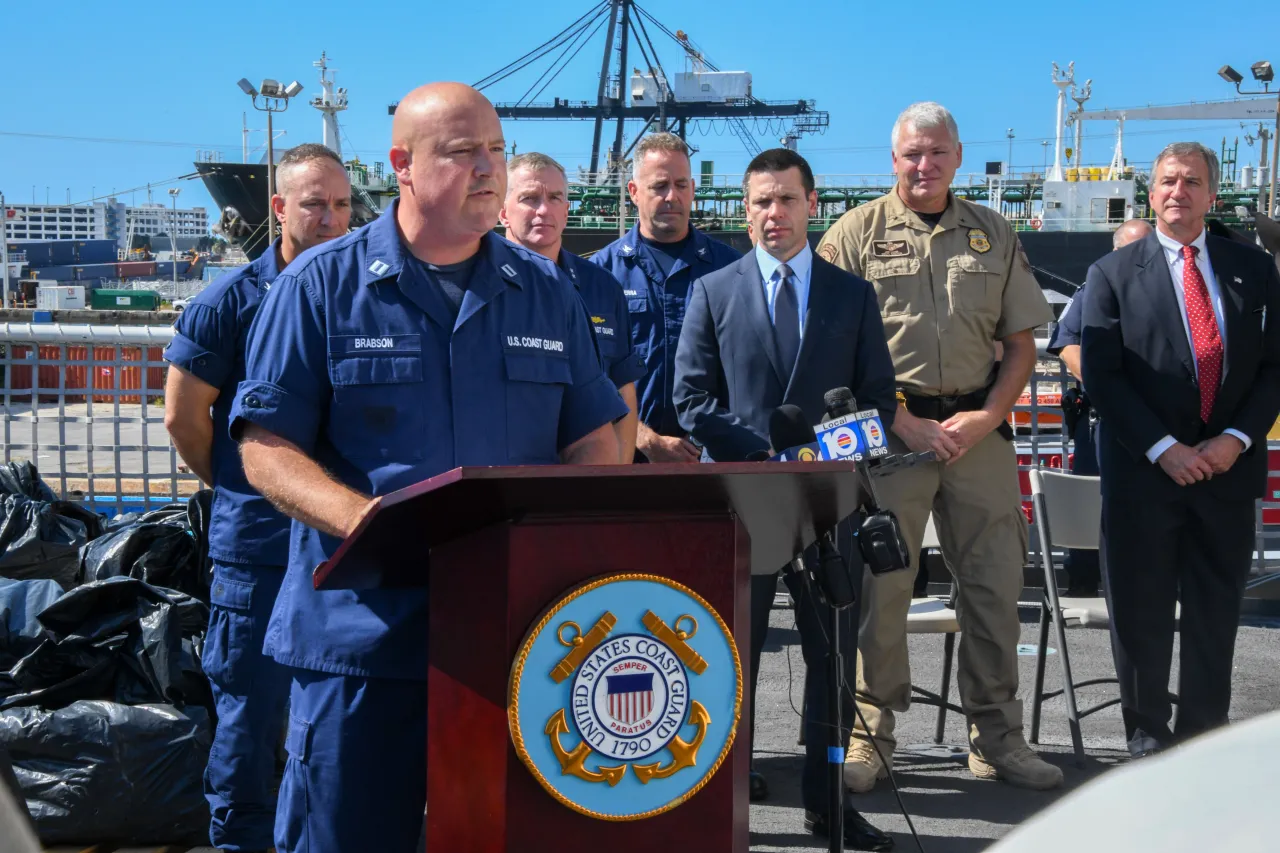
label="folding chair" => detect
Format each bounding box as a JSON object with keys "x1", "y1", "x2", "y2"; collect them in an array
[
  {"x1": 1028, "y1": 468, "x2": 1180, "y2": 766},
  {"x1": 907, "y1": 515, "x2": 964, "y2": 744}
]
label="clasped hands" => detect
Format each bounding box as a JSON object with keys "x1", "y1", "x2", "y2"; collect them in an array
[{"x1": 1157, "y1": 434, "x2": 1245, "y2": 486}]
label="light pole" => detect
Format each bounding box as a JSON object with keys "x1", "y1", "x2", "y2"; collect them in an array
[
  {"x1": 237, "y1": 76, "x2": 304, "y2": 246},
  {"x1": 1, "y1": 191, "x2": 9, "y2": 309},
  {"x1": 1006, "y1": 128, "x2": 1015, "y2": 178},
  {"x1": 168, "y1": 188, "x2": 181, "y2": 292},
  {"x1": 1220, "y1": 61, "x2": 1278, "y2": 218}
]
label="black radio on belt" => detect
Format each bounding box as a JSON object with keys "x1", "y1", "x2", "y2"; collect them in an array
[{"x1": 901, "y1": 386, "x2": 1015, "y2": 442}]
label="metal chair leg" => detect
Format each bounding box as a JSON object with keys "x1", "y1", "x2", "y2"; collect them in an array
[
  {"x1": 1049, "y1": 590, "x2": 1086, "y2": 767},
  {"x1": 1030, "y1": 598, "x2": 1050, "y2": 744},
  {"x1": 934, "y1": 631, "x2": 955, "y2": 744}
]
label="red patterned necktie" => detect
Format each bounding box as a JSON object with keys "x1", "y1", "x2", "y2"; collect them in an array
[{"x1": 1182, "y1": 245, "x2": 1222, "y2": 422}]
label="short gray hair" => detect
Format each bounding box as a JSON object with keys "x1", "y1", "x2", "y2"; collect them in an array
[
  {"x1": 891, "y1": 102, "x2": 960, "y2": 152},
  {"x1": 1112, "y1": 218, "x2": 1154, "y2": 250},
  {"x1": 632, "y1": 132, "x2": 689, "y2": 176},
  {"x1": 508, "y1": 151, "x2": 565, "y2": 178},
  {"x1": 276, "y1": 143, "x2": 346, "y2": 198},
  {"x1": 1152, "y1": 142, "x2": 1220, "y2": 190}
]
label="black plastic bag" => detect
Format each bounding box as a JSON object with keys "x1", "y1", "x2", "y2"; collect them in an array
[
  {"x1": 0, "y1": 578, "x2": 211, "y2": 712},
  {"x1": 77, "y1": 492, "x2": 213, "y2": 602},
  {"x1": 0, "y1": 579, "x2": 64, "y2": 670},
  {"x1": 0, "y1": 496, "x2": 103, "y2": 591},
  {"x1": 0, "y1": 700, "x2": 212, "y2": 845},
  {"x1": 0, "y1": 462, "x2": 55, "y2": 502}
]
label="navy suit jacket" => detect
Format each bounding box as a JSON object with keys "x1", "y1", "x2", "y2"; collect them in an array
[
  {"x1": 1081, "y1": 230, "x2": 1280, "y2": 500},
  {"x1": 672, "y1": 250, "x2": 898, "y2": 462}
]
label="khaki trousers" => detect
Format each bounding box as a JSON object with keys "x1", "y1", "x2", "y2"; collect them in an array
[{"x1": 854, "y1": 429, "x2": 1028, "y2": 758}]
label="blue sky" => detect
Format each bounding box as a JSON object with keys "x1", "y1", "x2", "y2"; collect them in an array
[{"x1": 1, "y1": 0, "x2": 1276, "y2": 217}]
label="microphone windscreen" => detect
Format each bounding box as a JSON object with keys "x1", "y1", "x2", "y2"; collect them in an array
[
  {"x1": 768, "y1": 404, "x2": 817, "y2": 455},
  {"x1": 823, "y1": 386, "x2": 855, "y2": 418}
]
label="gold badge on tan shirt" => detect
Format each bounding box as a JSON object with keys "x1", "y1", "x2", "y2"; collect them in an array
[
  {"x1": 967, "y1": 229, "x2": 991, "y2": 254},
  {"x1": 871, "y1": 240, "x2": 911, "y2": 258}
]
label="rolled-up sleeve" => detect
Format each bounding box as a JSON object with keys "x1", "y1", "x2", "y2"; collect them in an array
[
  {"x1": 558, "y1": 297, "x2": 629, "y2": 450},
  {"x1": 231, "y1": 273, "x2": 329, "y2": 453},
  {"x1": 164, "y1": 302, "x2": 235, "y2": 388}
]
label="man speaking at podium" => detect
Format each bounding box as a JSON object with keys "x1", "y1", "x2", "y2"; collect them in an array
[
  {"x1": 230, "y1": 83, "x2": 627, "y2": 852},
  {"x1": 673, "y1": 148, "x2": 897, "y2": 850}
]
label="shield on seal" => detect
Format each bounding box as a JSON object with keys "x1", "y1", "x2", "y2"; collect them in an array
[{"x1": 606, "y1": 672, "x2": 655, "y2": 725}]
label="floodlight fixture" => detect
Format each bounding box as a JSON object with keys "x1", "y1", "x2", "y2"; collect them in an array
[
  {"x1": 1219, "y1": 65, "x2": 1244, "y2": 85},
  {"x1": 284, "y1": 80, "x2": 304, "y2": 98},
  {"x1": 237, "y1": 78, "x2": 258, "y2": 97},
  {"x1": 1252, "y1": 61, "x2": 1274, "y2": 84},
  {"x1": 260, "y1": 79, "x2": 283, "y2": 98}
]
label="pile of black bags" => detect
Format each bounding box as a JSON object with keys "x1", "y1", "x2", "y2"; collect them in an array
[{"x1": 0, "y1": 461, "x2": 215, "y2": 845}]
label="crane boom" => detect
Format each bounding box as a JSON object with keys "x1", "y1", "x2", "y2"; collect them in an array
[{"x1": 1074, "y1": 97, "x2": 1276, "y2": 122}]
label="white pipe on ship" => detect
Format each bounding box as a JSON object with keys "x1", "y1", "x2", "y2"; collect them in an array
[{"x1": 0, "y1": 323, "x2": 175, "y2": 345}]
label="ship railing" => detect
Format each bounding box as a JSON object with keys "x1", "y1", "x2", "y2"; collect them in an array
[{"x1": 0, "y1": 323, "x2": 195, "y2": 517}]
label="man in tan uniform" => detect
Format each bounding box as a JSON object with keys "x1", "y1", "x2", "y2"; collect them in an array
[{"x1": 817, "y1": 101, "x2": 1062, "y2": 791}]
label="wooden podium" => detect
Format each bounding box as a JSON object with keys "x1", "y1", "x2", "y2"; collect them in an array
[{"x1": 315, "y1": 461, "x2": 863, "y2": 853}]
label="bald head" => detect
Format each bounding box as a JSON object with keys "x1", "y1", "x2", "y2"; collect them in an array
[
  {"x1": 1112, "y1": 218, "x2": 1154, "y2": 250},
  {"x1": 389, "y1": 82, "x2": 507, "y2": 262}
]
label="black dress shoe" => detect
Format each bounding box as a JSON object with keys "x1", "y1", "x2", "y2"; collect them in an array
[
  {"x1": 749, "y1": 769, "x2": 769, "y2": 801},
  {"x1": 805, "y1": 807, "x2": 894, "y2": 851}
]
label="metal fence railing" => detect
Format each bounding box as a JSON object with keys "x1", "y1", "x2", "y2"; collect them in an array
[
  {"x1": 0, "y1": 322, "x2": 197, "y2": 516},
  {"x1": 1, "y1": 324, "x2": 1278, "y2": 580}
]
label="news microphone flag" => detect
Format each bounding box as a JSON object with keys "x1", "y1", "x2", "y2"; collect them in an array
[{"x1": 812, "y1": 409, "x2": 889, "y2": 463}]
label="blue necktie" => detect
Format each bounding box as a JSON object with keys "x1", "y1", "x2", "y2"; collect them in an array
[{"x1": 773, "y1": 262, "x2": 800, "y2": 375}]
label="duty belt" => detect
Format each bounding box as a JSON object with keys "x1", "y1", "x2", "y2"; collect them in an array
[{"x1": 900, "y1": 387, "x2": 1015, "y2": 441}]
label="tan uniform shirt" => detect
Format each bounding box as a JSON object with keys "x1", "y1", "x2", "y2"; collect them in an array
[{"x1": 817, "y1": 190, "x2": 1052, "y2": 396}]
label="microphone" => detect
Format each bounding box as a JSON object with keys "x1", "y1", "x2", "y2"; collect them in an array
[
  {"x1": 817, "y1": 387, "x2": 912, "y2": 576},
  {"x1": 767, "y1": 405, "x2": 858, "y2": 609}
]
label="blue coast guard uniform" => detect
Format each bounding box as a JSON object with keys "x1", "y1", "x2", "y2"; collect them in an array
[
  {"x1": 559, "y1": 249, "x2": 645, "y2": 390},
  {"x1": 163, "y1": 242, "x2": 291, "y2": 852},
  {"x1": 590, "y1": 225, "x2": 739, "y2": 441},
  {"x1": 230, "y1": 202, "x2": 628, "y2": 852}
]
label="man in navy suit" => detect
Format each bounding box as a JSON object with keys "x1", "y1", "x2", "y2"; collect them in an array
[
  {"x1": 1082, "y1": 142, "x2": 1280, "y2": 757},
  {"x1": 673, "y1": 148, "x2": 896, "y2": 851}
]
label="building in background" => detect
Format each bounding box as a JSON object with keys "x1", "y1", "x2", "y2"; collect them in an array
[{"x1": 2, "y1": 200, "x2": 208, "y2": 250}]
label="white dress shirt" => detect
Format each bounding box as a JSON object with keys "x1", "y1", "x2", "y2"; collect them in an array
[
  {"x1": 1146, "y1": 227, "x2": 1251, "y2": 462},
  {"x1": 755, "y1": 242, "x2": 812, "y2": 338}
]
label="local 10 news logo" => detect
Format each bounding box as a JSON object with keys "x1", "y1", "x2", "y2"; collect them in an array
[{"x1": 813, "y1": 410, "x2": 890, "y2": 462}]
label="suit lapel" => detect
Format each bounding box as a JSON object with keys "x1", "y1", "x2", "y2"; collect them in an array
[
  {"x1": 1207, "y1": 236, "x2": 1246, "y2": 382},
  {"x1": 739, "y1": 256, "x2": 788, "y2": 388},
  {"x1": 1139, "y1": 234, "x2": 1195, "y2": 381}
]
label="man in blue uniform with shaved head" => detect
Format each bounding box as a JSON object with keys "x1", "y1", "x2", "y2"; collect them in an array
[{"x1": 232, "y1": 82, "x2": 627, "y2": 852}]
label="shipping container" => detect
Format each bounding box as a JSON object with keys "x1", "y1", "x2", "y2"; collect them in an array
[
  {"x1": 7, "y1": 344, "x2": 165, "y2": 404},
  {"x1": 36, "y1": 285, "x2": 86, "y2": 310},
  {"x1": 154, "y1": 261, "x2": 175, "y2": 277},
  {"x1": 75, "y1": 263, "x2": 118, "y2": 280},
  {"x1": 11, "y1": 241, "x2": 54, "y2": 268},
  {"x1": 89, "y1": 289, "x2": 159, "y2": 311},
  {"x1": 76, "y1": 240, "x2": 117, "y2": 264},
  {"x1": 50, "y1": 242, "x2": 75, "y2": 266},
  {"x1": 28, "y1": 264, "x2": 77, "y2": 281},
  {"x1": 116, "y1": 260, "x2": 157, "y2": 278}
]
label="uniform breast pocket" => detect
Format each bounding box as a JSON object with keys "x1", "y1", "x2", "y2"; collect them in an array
[
  {"x1": 590, "y1": 312, "x2": 625, "y2": 361},
  {"x1": 504, "y1": 353, "x2": 573, "y2": 462},
  {"x1": 864, "y1": 257, "x2": 923, "y2": 316},
  {"x1": 327, "y1": 353, "x2": 427, "y2": 461},
  {"x1": 626, "y1": 297, "x2": 649, "y2": 355},
  {"x1": 946, "y1": 254, "x2": 999, "y2": 314}
]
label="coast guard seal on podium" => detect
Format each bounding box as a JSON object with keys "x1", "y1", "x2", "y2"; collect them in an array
[{"x1": 509, "y1": 573, "x2": 743, "y2": 820}]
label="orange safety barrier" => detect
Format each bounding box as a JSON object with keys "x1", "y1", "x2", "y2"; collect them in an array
[{"x1": 4, "y1": 345, "x2": 165, "y2": 404}]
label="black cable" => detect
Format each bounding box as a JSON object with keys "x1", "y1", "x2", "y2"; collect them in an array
[
  {"x1": 787, "y1": 546, "x2": 928, "y2": 853},
  {"x1": 473, "y1": 0, "x2": 608, "y2": 90},
  {"x1": 517, "y1": 10, "x2": 608, "y2": 105},
  {"x1": 628, "y1": 6, "x2": 671, "y2": 89},
  {"x1": 528, "y1": 14, "x2": 611, "y2": 105},
  {"x1": 633, "y1": 2, "x2": 719, "y2": 71}
]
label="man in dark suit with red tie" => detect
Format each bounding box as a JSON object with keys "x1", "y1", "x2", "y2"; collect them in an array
[{"x1": 1082, "y1": 142, "x2": 1280, "y2": 757}]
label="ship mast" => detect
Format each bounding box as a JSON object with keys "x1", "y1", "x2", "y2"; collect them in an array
[{"x1": 311, "y1": 52, "x2": 348, "y2": 160}]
